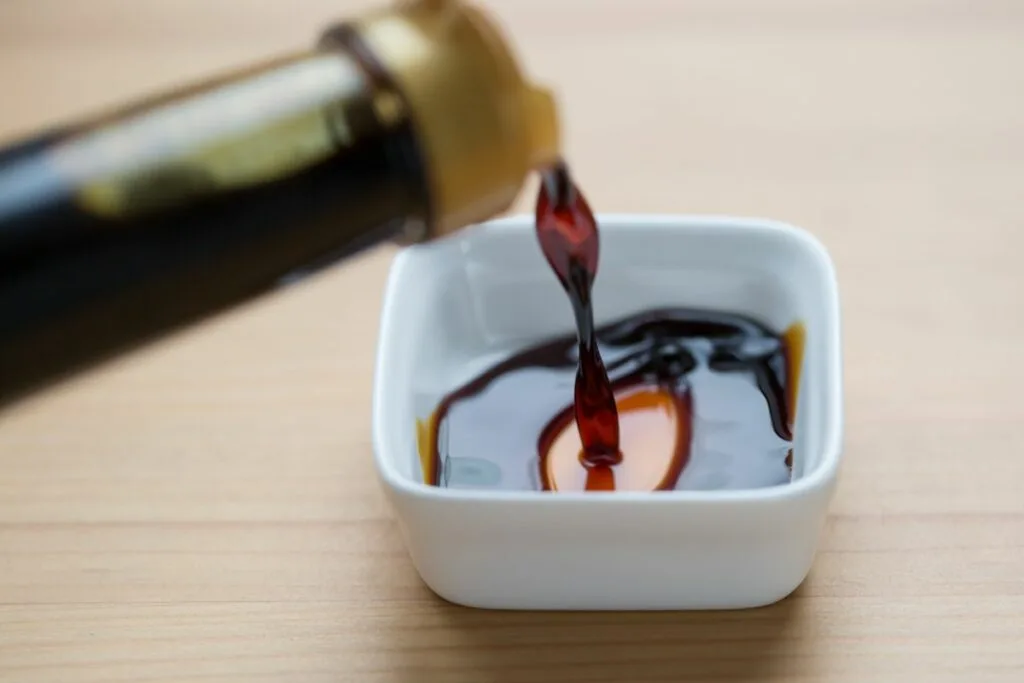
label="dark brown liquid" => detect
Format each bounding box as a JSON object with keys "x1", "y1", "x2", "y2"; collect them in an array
[
  {"x1": 416, "y1": 160, "x2": 804, "y2": 493},
  {"x1": 533, "y1": 162, "x2": 621, "y2": 490},
  {"x1": 417, "y1": 308, "x2": 804, "y2": 492}
]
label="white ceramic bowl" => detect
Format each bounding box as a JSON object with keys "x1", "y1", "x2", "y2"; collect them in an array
[{"x1": 371, "y1": 214, "x2": 843, "y2": 610}]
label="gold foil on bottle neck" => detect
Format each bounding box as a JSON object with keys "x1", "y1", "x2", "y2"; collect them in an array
[{"x1": 350, "y1": 0, "x2": 561, "y2": 239}]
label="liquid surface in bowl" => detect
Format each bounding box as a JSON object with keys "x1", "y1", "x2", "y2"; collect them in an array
[{"x1": 416, "y1": 308, "x2": 805, "y2": 492}]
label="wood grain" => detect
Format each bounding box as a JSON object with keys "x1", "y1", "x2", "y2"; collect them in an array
[{"x1": 1, "y1": 0, "x2": 1023, "y2": 680}]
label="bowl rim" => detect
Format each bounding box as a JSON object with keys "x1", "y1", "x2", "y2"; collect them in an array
[{"x1": 371, "y1": 213, "x2": 844, "y2": 505}]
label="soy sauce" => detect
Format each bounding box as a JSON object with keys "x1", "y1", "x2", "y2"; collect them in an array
[
  {"x1": 417, "y1": 307, "x2": 803, "y2": 492},
  {"x1": 533, "y1": 162, "x2": 622, "y2": 490},
  {"x1": 416, "y1": 161, "x2": 804, "y2": 493}
]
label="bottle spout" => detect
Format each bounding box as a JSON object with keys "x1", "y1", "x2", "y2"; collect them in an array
[
  {"x1": 525, "y1": 85, "x2": 560, "y2": 171},
  {"x1": 346, "y1": 0, "x2": 562, "y2": 239}
]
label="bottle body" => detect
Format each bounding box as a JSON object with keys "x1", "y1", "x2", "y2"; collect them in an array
[
  {"x1": 0, "y1": 1, "x2": 560, "y2": 405},
  {"x1": 0, "y1": 29, "x2": 432, "y2": 403}
]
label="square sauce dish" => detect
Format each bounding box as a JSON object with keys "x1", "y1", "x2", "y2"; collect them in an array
[{"x1": 371, "y1": 214, "x2": 843, "y2": 610}]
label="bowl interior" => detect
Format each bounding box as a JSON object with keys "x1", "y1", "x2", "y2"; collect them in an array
[{"x1": 373, "y1": 214, "x2": 841, "y2": 495}]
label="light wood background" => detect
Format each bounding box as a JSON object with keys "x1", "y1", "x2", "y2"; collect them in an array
[{"x1": 1, "y1": 1, "x2": 1022, "y2": 681}]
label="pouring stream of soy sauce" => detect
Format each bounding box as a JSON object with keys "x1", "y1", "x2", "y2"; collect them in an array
[{"x1": 535, "y1": 161, "x2": 621, "y2": 490}]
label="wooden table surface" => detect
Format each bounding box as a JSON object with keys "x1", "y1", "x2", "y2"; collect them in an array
[{"x1": 2, "y1": 0, "x2": 1023, "y2": 680}]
